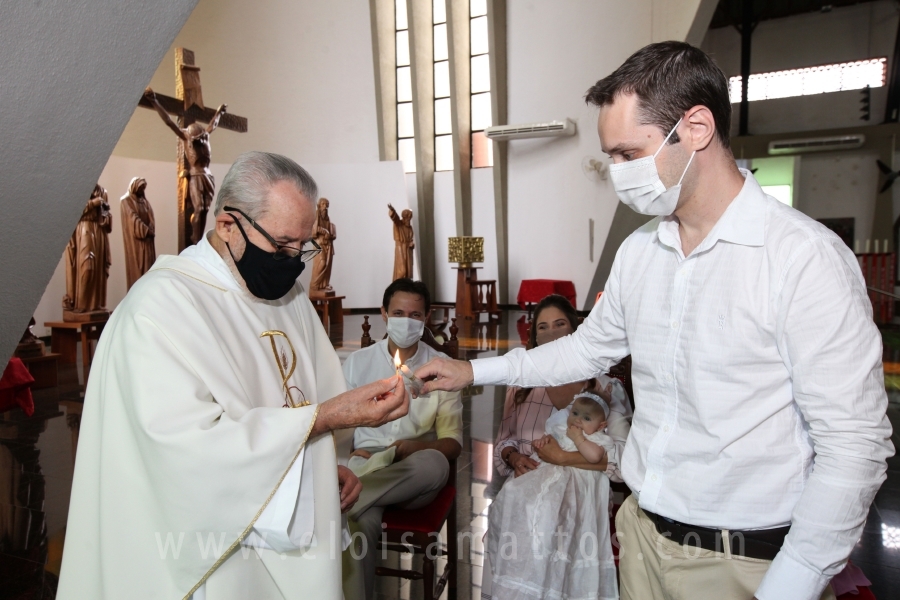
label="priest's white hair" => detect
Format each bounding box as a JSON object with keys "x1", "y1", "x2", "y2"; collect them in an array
[{"x1": 214, "y1": 151, "x2": 318, "y2": 220}]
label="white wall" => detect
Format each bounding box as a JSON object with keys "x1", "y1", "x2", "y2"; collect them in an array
[
  {"x1": 296, "y1": 161, "x2": 410, "y2": 307},
  {"x1": 112, "y1": 0, "x2": 380, "y2": 166},
  {"x1": 433, "y1": 172, "x2": 459, "y2": 304},
  {"x1": 33, "y1": 157, "x2": 409, "y2": 331},
  {"x1": 794, "y1": 151, "x2": 881, "y2": 247},
  {"x1": 30, "y1": 0, "x2": 401, "y2": 328},
  {"x1": 504, "y1": 0, "x2": 655, "y2": 306},
  {"x1": 0, "y1": 0, "x2": 197, "y2": 362}
]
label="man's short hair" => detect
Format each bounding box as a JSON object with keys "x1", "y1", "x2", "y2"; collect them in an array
[
  {"x1": 584, "y1": 41, "x2": 732, "y2": 148},
  {"x1": 382, "y1": 278, "x2": 431, "y2": 313},
  {"x1": 214, "y1": 151, "x2": 318, "y2": 220}
]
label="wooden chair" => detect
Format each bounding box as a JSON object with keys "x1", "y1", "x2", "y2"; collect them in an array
[
  {"x1": 360, "y1": 316, "x2": 460, "y2": 360},
  {"x1": 470, "y1": 279, "x2": 501, "y2": 321},
  {"x1": 375, "y1": 459, "x2": 457, "y2": 600},
  {"x1": 426, "y1": 303, "x2": 454, "y2": 337}
]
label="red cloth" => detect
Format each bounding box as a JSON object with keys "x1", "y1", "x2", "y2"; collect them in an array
[
  {"x1": 516, "y1": 315, "x2": 531, "y2": 347},
  {"x1": 833, "y1": 561, "x2": 876, "y2": 599},
  {"x1": 517, "y1": 279, "x2": 577, "y2": 310},
  {"x1": 0, "y1": 357, "x2": 35, "y2": 416}
]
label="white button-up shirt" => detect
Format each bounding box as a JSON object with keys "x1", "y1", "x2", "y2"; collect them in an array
[
  {"x1": 345, "y1": 339, "x2": 463, "y2": 449},
  {"x1": 472, "y1": 171, "x2": 893, "y2": 600}
]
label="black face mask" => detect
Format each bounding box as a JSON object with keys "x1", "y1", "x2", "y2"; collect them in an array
[{"x1": 226, "y1": 217, "x2": 306, "y2": 300}]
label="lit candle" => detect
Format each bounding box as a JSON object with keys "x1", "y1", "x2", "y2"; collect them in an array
[
  {"x1": 400, "y1": 364, "x2": 425, "y2": 395},
  {"x1": 393, "y1": 349, "x2": 401, "y2": 377}
]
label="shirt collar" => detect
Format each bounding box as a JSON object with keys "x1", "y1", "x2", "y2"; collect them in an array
[
  {"x1": 656, "y1": 168, "x2": 766, "y2": 254},
  {"x1": 179, "y1": 232, "x2": 243, "y2": 292},
  {"x1": 378, "y1": 337, "x2": 429, "y2": 369}
]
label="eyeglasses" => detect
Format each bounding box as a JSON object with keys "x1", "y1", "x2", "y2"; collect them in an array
[{"x1": 223, "y1": 205, "x2": 321, "y2": 262}]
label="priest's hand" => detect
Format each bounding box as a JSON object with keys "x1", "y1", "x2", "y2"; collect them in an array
[
  {"x1": 337, "y1": 466, "x2": 361, "y2": 513},
  {"x1": 313, "y1": 375, "x2": 409, "y2": 436},
  {"x1": 414, "y1": 358, "x2": 474, "y2": 397}
]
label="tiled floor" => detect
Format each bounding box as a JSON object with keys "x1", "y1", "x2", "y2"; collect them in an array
[{"x1": 1, "y1": 310, "x2": 899, "y2": 599}]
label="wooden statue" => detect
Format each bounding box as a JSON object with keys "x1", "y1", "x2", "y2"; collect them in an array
[
  {"x1": 389, "y1": 203, "x2": 415, "y2": 280},
  {"x1": 144, "y1": 87, "x2": 225, "y2": 246},
  {"x1": 120, "y1": 177, "x2": 156, "y2": 290},
  {"x1": 15, "y1": 317, "x2": 44, "y2": 358},
  {"x1": 136, "y1": 49, "x2": 248, "y2": 251},
  {"x1": 310, "y1": 198, "x2": 337, "y2": 294},
  {"x1": 63, "y1": 184, "x2": 112, "y2": 322}
]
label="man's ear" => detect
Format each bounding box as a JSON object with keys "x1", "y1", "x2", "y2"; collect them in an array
[
  {"x1": 684, "y1": 105, "x2": 716, "y2": 153},
  {"x1": 381, "y1": 307, "x2": 388, "y2": 324},
  {"x1": 214, "y1": 213, "x2": 235, "y2": 243}
]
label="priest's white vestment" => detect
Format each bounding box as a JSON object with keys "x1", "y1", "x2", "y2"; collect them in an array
[{"x1": 58, "y1": 237, "x2": 349, "y2": 599}]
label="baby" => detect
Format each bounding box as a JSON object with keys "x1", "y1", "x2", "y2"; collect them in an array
[{"x1": 532, "y1": 387, "x2": 616, "y2": 466}]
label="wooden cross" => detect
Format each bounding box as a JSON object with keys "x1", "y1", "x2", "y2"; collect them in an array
[{"x1": 137, "y1": 48, "x2": 248, "y2": 251}]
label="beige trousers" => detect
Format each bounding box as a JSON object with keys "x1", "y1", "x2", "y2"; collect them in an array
[{"x1": 615, "y1": 495, "x2": 835, "y2": 600}]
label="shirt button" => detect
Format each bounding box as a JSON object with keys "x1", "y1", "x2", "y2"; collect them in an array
[
  {"x1": 663, "y1": 425, "x2": 670, "y2": 432},
  {"x1": 665, "y1": 373, "x2": 673, "y2": 382},
  {"x1": 671, "y1": 320, "x2": 679, "y2": 329},
  {"x1": 651, "y1": 474, "x2": 658, "y2": 481}
]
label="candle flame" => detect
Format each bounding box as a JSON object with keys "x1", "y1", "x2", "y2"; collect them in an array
[{"x1": 394, "y1": 350, "x2": 401, "y2": 369}]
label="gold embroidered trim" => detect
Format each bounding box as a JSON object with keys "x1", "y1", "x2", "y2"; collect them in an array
[
  {"x1": 260, "y1": 330, "x2": 309, "y2": 407},
  {"x1": 182, "y1": 404, "x2": 321, "y2": 600},
  {"x1": 155, "y1": 267, "x2": 228, "y2": 292}
]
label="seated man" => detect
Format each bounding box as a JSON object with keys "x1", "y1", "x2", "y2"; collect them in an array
[{"x1": 341, "y1": 278, "x2": 463, "y2": 600}]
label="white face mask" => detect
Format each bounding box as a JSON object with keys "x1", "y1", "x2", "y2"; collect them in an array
[
  {"x1": 608, "y1": 118, "x2": 696, "y2": 216},
  {"x1": 386, "y1": 317, "x2": 425, "y2": 349}
]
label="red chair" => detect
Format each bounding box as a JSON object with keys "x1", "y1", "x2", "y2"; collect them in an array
[{"x1": 375, "y1": 460, "x2": 457, "y2": 600}]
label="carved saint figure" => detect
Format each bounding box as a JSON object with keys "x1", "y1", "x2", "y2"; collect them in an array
[
  {"x1": 310, "y1": 198, "x2": 337, "y2": 293},
  {"x1": 143, "y1": 87, "x2": 226, "y2": 245},
  {"x1": 389, "y1": 203, "x2": 415, "y2": 281},
  {"x1": 64, "y1": 184, "x2": 112, "y2": 317},
  {"x1": 120, "y1": 177, "x2": 156, "y2": 289}
]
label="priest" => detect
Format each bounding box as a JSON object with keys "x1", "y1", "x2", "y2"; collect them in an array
[{"x1": 57, "y1": 151, "x2": 409, "y2": 600}]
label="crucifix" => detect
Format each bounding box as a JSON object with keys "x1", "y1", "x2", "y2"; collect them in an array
[{"x1": 138, "y1": 48, "x2": 248, "y2": 251}]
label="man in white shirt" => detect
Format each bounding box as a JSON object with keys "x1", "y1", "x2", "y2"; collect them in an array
[
  {"x1": 341, "y1": 278, "x2": 463, "y2": 600},
  {"x1": 416, "y1": 42, "x2": 893, "y2": 600}
]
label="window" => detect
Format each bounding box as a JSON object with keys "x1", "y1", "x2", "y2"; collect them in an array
[
  {"x1": 728, "y1": 58, "x2": 886, "y2": 103},
  {"x1": 760, "y1": 184, "x2": 791, "y2": 206},
  {"x1": 396, "y1": 0, "x2": 416, "y2": 173},
  {"x1": 434, "y1": 0, "x2": 454, "y2": 171},
  {"x1": 470, "y1": 0, "x2": 493, "y2": 168}
]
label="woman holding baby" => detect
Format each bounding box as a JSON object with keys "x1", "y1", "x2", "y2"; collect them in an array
[{"x1": 484, "y1": 294, "x2": 632, "y2": 600}]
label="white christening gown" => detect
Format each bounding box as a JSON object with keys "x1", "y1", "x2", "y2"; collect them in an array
[{"x1": 486, "y1": 407, "x2": 620, "y2": 600}]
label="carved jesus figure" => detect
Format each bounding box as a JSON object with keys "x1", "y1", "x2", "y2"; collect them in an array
[
  {"x1": 389, "y1": 203, "x2": 415, "y2": 281},
  {"x1": 310, "y1": 198, "x2": 336, "y2": 293},
  {"x1": 143, "y1": 87, "x2": 226, "y2": 245}
]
